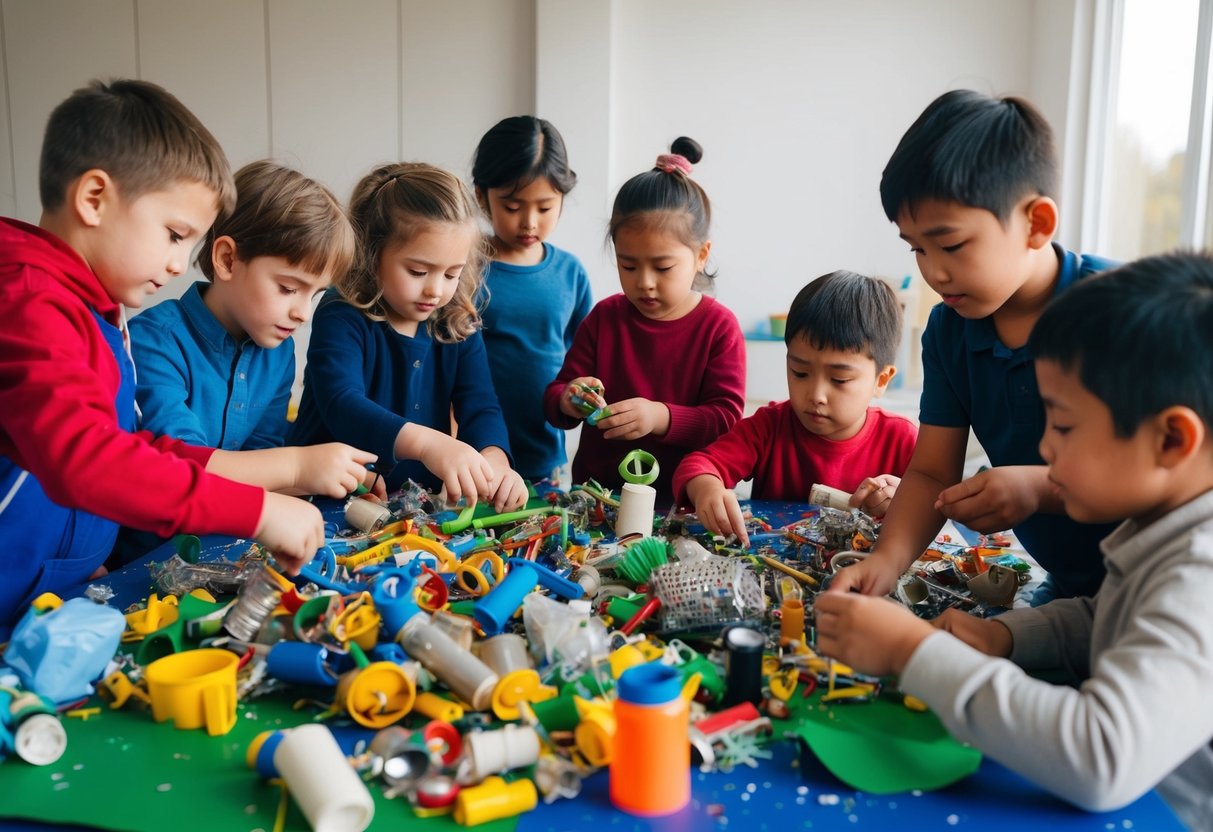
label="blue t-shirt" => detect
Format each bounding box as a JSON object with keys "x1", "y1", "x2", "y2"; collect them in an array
[
  {"x1": 919, "y1": 243, "x2": 1118, "y2": 598},
  {"x1": 479, "y1": 243, "x2": 592, "y2": 479},
  {"x1": 129, "y1": 282, "x2": 294, "y2": 450},
  {"x1": 289, "y1": 293, "x2": 512, "y2": 493}
]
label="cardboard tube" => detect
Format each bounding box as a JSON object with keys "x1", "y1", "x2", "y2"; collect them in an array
[
  {"x1": 273, "y1": 723, "x2": 374, "y2": 832},
  {"x1": 615, "y1": 484, "x2": 656, "y2": 538}
]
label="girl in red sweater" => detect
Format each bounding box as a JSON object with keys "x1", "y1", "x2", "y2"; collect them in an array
[{"x1": 543, "y1": 137, "x2": 746, "y2": 502}]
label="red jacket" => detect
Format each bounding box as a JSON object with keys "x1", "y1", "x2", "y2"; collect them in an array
[
  {"x1": 673, "y1": 401, "x2": 918, "y2": 503},
  {"x1": 0, "y1": 218, "x2": 263, "y2": 538}
]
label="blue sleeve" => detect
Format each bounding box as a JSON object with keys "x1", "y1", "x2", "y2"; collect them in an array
[
  {"x1": 242, "y1": 350, "x2": 294, "y2": 450},
  {"x1": 565, "y1": 263, "x2": 593, "y2": 350},
  {"x1": 301, "y1": 300, "x2": 407, "y2": 462},
  {"x1": 129, "y1": 315, "x2": 210, "y2": 446},
  {"x1": 917, "y1": 305, "x2": 970, "y2": 429},
  {"x1": 450, "y1": 331, "x2": 512, "y2": 459}
]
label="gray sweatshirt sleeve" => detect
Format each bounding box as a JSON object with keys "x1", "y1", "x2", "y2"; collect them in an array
[
  {"x1": 1000, "y1": 596, "x2": 1097, "y2": 681},
  {"x1": 899, "y1": 565, "x2": 1213, "y2": 813}
]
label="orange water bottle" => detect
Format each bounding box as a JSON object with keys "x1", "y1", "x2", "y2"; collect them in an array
[{"x1": 609, "y1": 663, "x2": 690, "y2": 816}]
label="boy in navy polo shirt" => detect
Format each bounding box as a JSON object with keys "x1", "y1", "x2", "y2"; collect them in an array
[{"x1": 832, "y1": 89, "x2": 1117, "y2": 602}]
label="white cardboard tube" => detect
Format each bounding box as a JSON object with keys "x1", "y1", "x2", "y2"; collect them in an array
[
  {"x1": 274, "y1": 724, "x2": 375, "y2": 832},
  {"x1": 615, "y1": 483, "x2": 656, "y2": 538},
  {"x1": 464, "y1": 724, "x2": 541, "y2": 781}
]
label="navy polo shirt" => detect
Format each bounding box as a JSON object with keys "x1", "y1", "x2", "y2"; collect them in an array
[
  {"x1": 918, "y1": 244, "x2": 1118, "y2": 598},
  {"x1": 129, "y1": 282, "x2": 294, "y2": 450}
]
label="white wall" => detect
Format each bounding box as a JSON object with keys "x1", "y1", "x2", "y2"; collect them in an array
[{"x1": 0, "y1": 0, "x2": 1080, "y2": 388}]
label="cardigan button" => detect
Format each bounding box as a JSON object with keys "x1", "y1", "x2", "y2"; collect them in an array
[{"x1": 413, "y1": 360, "x2": 422, "y2": 369}]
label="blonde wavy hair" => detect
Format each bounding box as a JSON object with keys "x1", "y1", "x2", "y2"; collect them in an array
[{"x1": 340, "y1": 162, "x2": 486, "y2": 343}]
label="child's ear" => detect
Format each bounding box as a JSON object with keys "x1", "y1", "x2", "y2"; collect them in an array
[
  {"x1": 71, "y1": 169, "x2": 114, "y2": 228},
  {"x1": 475, "y1": 187, "x2": 489, "y2": 215},
  {"x1": 1155, "y1": 406, "x2": 1206, "y2": 468},
  {"x1": 211, "y1": 236, "x2": 238, "y2": 283},
  {"x1": 1024, "y1": 196, "x2": 1058, "y2": 250},
  {"x1": 873, "y1": 364, "x2": 897, "y2": 395},
  {"x1": 695, "y1": 240, "x2": 712, "y2": 273}
]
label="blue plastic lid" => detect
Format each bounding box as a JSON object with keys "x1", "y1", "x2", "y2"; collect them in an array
[{"x1": 617, "y1": 662, "x2": 682, "y2": 704}]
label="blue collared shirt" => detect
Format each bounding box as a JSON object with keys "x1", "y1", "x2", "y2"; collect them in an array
[
  {"x1": 128, "y1": 282, "x2": 294, "y2": 450},
  {"x1": 918, "y1": 244, "x2": 1119, "y2": 597}
]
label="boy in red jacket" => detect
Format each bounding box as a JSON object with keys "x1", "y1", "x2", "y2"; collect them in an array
[
  {"x1": 0, "y1": 79, "x2": 373, "y2": 630},
  {"x1": 673, "y1": 271, "x2": 918, "y2": 546}
]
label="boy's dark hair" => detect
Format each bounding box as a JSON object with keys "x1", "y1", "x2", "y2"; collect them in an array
[
  {"x1": 785, "y1": 271, "x2": 903, "y2": 368},
  {"x1": 198, "y1": 160, "x2": 355, "y2": 284},
  {"x1": 1030, "y1": 252, "x2": 1213, "y2": 437},
  {"x1": 880, "y1": 89, "x2": 1057, "y2": 225},
  {"x1": 39, "y1": 78, "x2": 234, "y2": 215},
  {"x1": 471, "y1": 115, "x2": 577, "y2": 196}
]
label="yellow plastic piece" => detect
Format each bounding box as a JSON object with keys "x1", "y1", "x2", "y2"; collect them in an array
[
  {"x1": 768, "y1": 667, "x2": 799, "y2": 701},
  {"x1": 455, "y1": 550, "x2": 505, "y2": 596},
  {"x1": 608, "y1": 644, "x2": 648, "y2": 679},
  {"x1": 335, "y1": 661, "x2": 415, "y2": 728},
  {"x1": 903, "y1": 694, "x2": 929, "y2": 712},
  {"x1": 66, "y1": 707, "x2": 101, "y2": 720},
  {"x1": 30, "y1": 593, "x2": 62, "y2": 612},
  {"x1": 122, "y1": 593, "x2": 180, "y2": 642},
  {"x1": 490, "y1": 669, "x2": 558, "y2": 722},
  {"x1": 143, "y1": 648, "x2": 238, "y2": 736},
  {"x1": 573, "y1": 697, "x2": 616, "y2": 766},
  {"x1": 97, "y1": 671, "x2": 151, "y2": 710},
  {"x1": 332, "y1": 599, "x2": 381, "y2": 651},
  {"x1": 342, "y1": 532, "x2": 456, "y2": 571},
  {"x1": 820, "y1": 683, "x2": 877, "y2": 703},
  {"x1": 453, "y1": 776, "x2": 537, "y2": 826},
  {"x1": 414, "y1": 691, "x2": 464, "y2": 723}
]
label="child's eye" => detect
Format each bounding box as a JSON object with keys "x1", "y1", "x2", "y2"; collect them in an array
[
  {"x1": 1051, "y1": 425, "x2": 1071, "y2": 436},
  {"x1": 619, "y1": 264, "x2": 637, "y2": 271},
  {"x1": 444, "y1": 272, "x2": 461, "y2": 281},
  {"x1": 790, "y1": 371, "x2": 808, "y2": 379},
  {"x1": 832, "y1": 378, "x2": 850, "y2": 385},
  {"x1": 655, "y1": 266, "x2": 674, "y2": 273},
  {"x1": 907, "y1": 246, "x2": 924, "y2": 255},
  {"x1": 169, "y1": 230, "x2": 184, "y2": 244},
  {"x1": 279, "y1": 285, "x2": 298, "y2": 295},
  {"x1": 408, "y1": 269, "x2": 427, "y2": 278},
  {"x1": 942, "y1": 242, "x2": 965, "y2": 253}
]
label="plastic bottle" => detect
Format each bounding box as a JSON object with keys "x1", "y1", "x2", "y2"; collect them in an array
[{"x1": 609, "y1": 663, "x2": 689, "y2": 816}]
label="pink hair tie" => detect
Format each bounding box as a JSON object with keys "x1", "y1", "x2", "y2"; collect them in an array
[{"x1": 655, "y1": 153, "x2": 693, "y2": 176}]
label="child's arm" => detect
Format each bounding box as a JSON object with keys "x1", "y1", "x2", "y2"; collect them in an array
[
  {"x1": 685, "y1": 475, "x2": 748, "y2": 546},
  {"x1": 673, "y1": 410, "x2": 771, "y2": 546},
  {"x1": 545, "y1": 310, "x2": 601, "y2": 429},
  {"x1": 830, "y1": 424, "x2": 969, "y2": 596},
  {"x1": 206, "y1": 444, "x2": 377, "y2": 498},
  {"x1": 935, "y1": 465, "x2": 1061, "y2": 532},
  {"x1": 394, "y1": 423, "x2": 495, "y2": 505}
]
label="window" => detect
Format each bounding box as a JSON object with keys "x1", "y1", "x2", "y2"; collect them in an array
[{"x1": 1089, "y1": 0, "x2": 1213, "y2": 259}]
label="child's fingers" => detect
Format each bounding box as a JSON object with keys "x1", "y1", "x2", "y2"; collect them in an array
[
  {"x1": 725, "y1": 498, "x2": 749, "y2": 548},
  {"x1": 349, "y1": 448, "x2": 378, "y2": 465}
]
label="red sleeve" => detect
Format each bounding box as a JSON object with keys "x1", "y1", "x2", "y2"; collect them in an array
[
  {"x1": 664, "y1": 304, "x2": 746, "y2": 448},
  {"x1": 0, "y1": 281, "x2": 263, "y2": 538},
  {"x1": 672, "y1": 408, "x2": 774, "y2": 504},
  {"x1": 544, "y1": 305, "x2": 600, "y2": 430}
]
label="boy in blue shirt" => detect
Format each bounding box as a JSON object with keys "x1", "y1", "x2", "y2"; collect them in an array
[
  {"x1": 130, "y1": 160, "x2": 355, "y2": 451},
  {"x1": 832, "y1": 89, "x2": 1117, "y2": 601}
]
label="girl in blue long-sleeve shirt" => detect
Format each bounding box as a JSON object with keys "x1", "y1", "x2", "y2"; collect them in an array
[{"x1": 291, "y1": 163, "x2": 528, "y2": 511}]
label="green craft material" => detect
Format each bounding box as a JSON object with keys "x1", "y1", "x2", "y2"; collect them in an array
[
  {"x1": 778, "y1": 687, "x2": 981, "y2": 794},
  {"x1": 614, "y1": 537, "x2": 670, "y2": 584},
  {"x1": 605, "y1": 595, "x2": 645, "y2": 621},
  {"x1": 0, "y1": 693, "x2": 516, "y2": 832}
]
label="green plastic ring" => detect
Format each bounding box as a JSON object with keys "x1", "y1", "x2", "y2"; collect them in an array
[{"x1": 618, "y1": 449, "x2": 659, "y2": 485}]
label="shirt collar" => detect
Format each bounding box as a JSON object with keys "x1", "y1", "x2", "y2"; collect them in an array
[
  {"x1": 180, "y1": 281, "x2": 238, "y2": 352},
  {"x1": 1101, "y1": 489, "x2": 1213, "y2": 576},
  {"x1": 964, "y1": 243, "x2": 1075, "y2": 355}
]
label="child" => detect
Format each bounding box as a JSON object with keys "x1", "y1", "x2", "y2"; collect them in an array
[
  {"x1": 673, "y1": 271, "x2": 918, "y2": 546},
  {"x1": 544, "y1": 138, "x2": 746, "y2": 502},
  {"x1": 289, "y1": 162, "x2": 528, "y2": 512},
  {"x1": 832, "y1": 90, "x2": 1118, "y2": 602},
  {"x1": 472, "y1": 116, "x2": 592, "y2": 483},
  {"x1": 0, "y1": 80, "x2": 367, "y2": 629},
  {"x1": 816, "y1": 253, "x2": 1213, "y2": 827},
  {"x1": 130, "y1": 160, "x2": 355, "y2": 451}
]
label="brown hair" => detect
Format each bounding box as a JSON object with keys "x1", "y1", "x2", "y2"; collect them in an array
[
  {"x1": 197, "y1": 160, "x2": 355, "y2": 284},
  {"x1": 39, "y1": 78, "x2": 234, "y2": 215},
  {"x1": 341, "y1": 162, "x2": 486, "y2": 343}
]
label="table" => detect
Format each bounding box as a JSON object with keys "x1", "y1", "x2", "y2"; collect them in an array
[{"x1": 0, "y1": 502, "x2": 1183, "y2": 831}]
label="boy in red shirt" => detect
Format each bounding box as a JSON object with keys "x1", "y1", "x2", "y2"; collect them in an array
[
  {"x1": 673, "y1": 270, "x2": 918, "y2": 546},
  {"x1": 0, "y1": 79, "x2": 373, "y2": 630}
]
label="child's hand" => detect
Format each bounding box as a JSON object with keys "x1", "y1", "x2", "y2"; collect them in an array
[
  {"x1": 596, "y1": 398, "x2": 670, "y2": 440},
  {"x1": 849, "y1": 474, "x2": 901, "y2": 517},
  {"x1": 254, "y1": 491, "x2": 326, "y2": 575},
  {"x1": 686, "y1": 474, "x2": 749, "y2": 547},
  {"x1": 813, "y1": 592, "x2": 935, "y2": 677},
  {"x1": 828, "y1": 554, "x2": 904, "y2": 597},
  {"x1": 560, "y1": 377, "x2": 607, "y2": 419},
  {"x1": 361, "y1": 468, "x2": 388, "y2": 500},
  {"x1": 930, "y1": 608, "x2": 1013, "y2": 657},
  {"x1": 293, "y1": 443, "x2": 378, "y2": 498},
  {"x1": 417, "y1": 432, "x2": 497, "y2": 506},
  {"x1": 482, "y1": 447, "x2": 528, "y2": 513},
  {"x1": 935, "y1": 465, "x2": 1045, "y2": 533}
]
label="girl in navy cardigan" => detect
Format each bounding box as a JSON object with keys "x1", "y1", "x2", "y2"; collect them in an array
[{"x1": 291, "y1": 163, "x2": 527, "y2": 511}]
